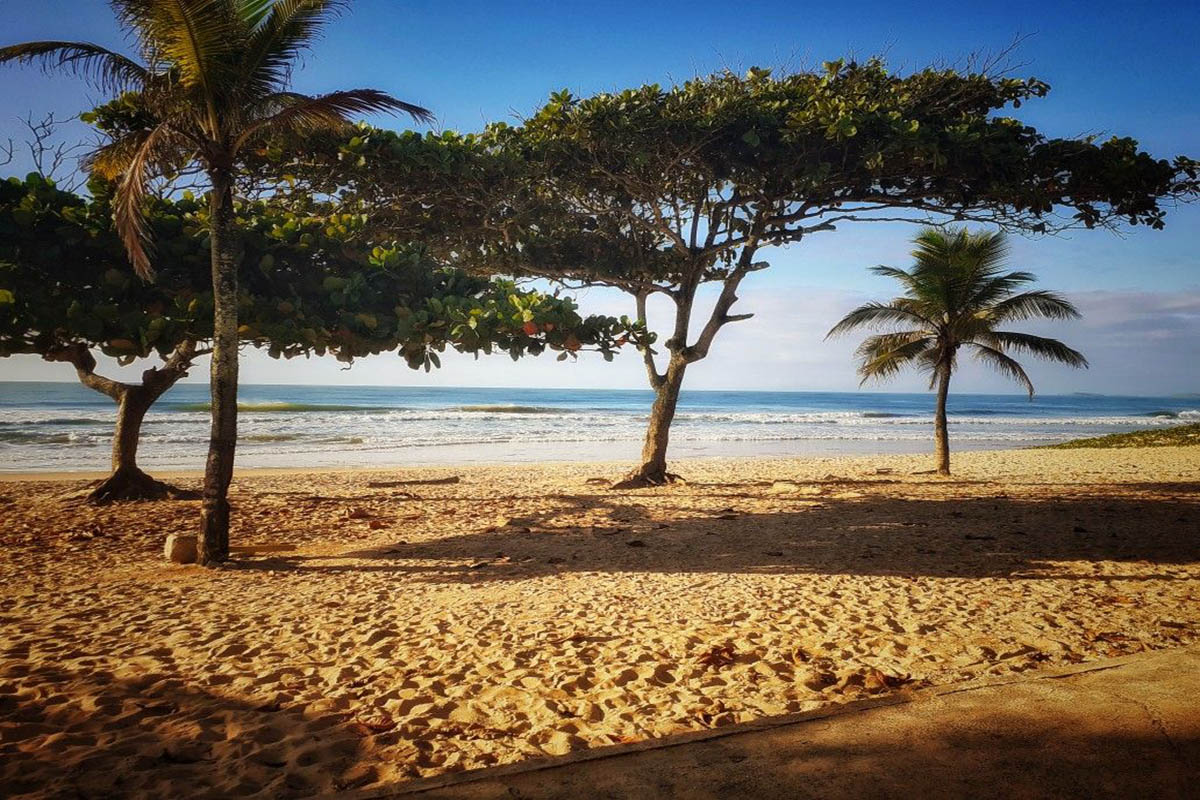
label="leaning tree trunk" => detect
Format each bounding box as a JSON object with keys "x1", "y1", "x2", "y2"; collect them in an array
[
  {"x1": 199, "y1": 167, "x2": 240, "y2": 565},
  {"x1": 612, "y1": 254, "x2": 760, "y2": 490},
  {"x1": 934, "y1": 362, "x2": 952, "y2": 476},
  {"x1": 45, "y1": 341, "x2": 200, "y2": 503},
  {"x1": 615, "y1": 357, "x2": 689, "y2": 488}
]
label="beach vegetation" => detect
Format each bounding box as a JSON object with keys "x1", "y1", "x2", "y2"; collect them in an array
[
  {"x1": 0, "y1": 0, "x2": 432, "y2": 562},
  {"x1": 1043, "y1": 423, "x2": 1200, "y2": 449},
  {"x1": 0, "y1": 175, "x2": 639, "y2": 502},
  {"x1": 294, "y1": 61, "x2": 1198, "y2": 486}
]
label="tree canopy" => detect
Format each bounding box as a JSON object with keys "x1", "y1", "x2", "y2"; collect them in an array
[
  {"x1": 0, "y1": 172, "x2": 646, "y2": 500},
  {"x1": 289, "y1": 60, "x2": 1195, "y2": 484},
  {"x1": 0, "y1": 173, "x2": 643, "y2": 370}
]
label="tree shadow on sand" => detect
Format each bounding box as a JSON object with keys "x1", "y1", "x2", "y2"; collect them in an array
[
  {"x1": 223, "y1": 485, "x2": 1199, "y2": 583},
  {"x1": 0, "y1": 661, "x2": 376, "y2": 798}
]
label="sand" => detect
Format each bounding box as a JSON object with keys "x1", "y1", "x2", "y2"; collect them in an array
[{"x1": 1, "y1": 446, "x2": 1197, "y2": 798}]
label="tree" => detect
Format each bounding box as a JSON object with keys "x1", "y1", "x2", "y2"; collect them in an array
[
  {"x1": 1, "y1": 0, "x2": 433, "y2": 563},
  {"x1": 228, "y1": 62, "x2": 1197, "y2": 487},
  {"x1": 338, "y1": 61, "x2": 1189, "y2": 487},
  {"x1": 827, "y1": 227, "x2": 1088, "y2": 475},
  {"x1": 1, "y1": 175, "x2": 640, "y2": 502},
  {"x1": 0, "y1": 174, "x2": 211, "y2": 501}
]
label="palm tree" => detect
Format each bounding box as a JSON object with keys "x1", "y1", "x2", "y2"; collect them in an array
[
  {"x1": 0, "y1": 1, "x2": 431, "y2": 564},
  {"x1": 827, "y1": 228, "x2": 1087, "y2": 475}
]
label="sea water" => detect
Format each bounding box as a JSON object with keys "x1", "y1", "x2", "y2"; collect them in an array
[{"x1": 0, "y1": 381, "x2": 1196, "y2": 472}]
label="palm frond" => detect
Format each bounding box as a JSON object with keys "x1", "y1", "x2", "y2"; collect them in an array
[
  {"x1": 235, "y1": 88, "x2": 432, "y2": 150},
  {"x1": 856, "y1": 334, "x2": 935, "y2": 384},
  {"x1": 0, "y1": 41, "x2": 148, "y2": 92},
  {"x1": 237, "y1": 0, "x2": 277, "y2": 28},
  {"x1": 86, "y1": 135, "x2": 144, "y2": 181},
  {"x1": 853, "y1": 330, "x2": 930, "y2": 360},
  {"x1": 869, "y1": 264, "x2": 919, "y2": 288},
  {"x1": 910, "y1": 227, "x2": 1009, "y2": 315},
  {"x1": 965, "y1": 269, "x2": 1036, "y2": 308},
  {"x1": 826, "y1": 301, "x2": 935, "y2": 339},
  {"x1": 988, "y1": 290, "x2": 1082, "y2": 322},
  {"x1": 975, "y1": 331, "x2": 1089, "y2": 368},
  {"x1": 113, "y1": 123, "x2": 173, "y2": 280},
  {"x1": 240, "y1": 0, "x2": 347, "y2": 95},
  {"x1": 85, "y1": 126, "x2": 194, "y2": 184},
  {"x1": 969, "y1": 343, "x2": 1036, "y2": 397},
  {"x1": 118, "y1": 0, "x2": 239, "y2": 99}
]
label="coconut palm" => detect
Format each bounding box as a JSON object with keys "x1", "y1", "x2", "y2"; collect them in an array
[
  {"x1": 827, "y1": 228, "x2": 1087, "y2": 475},
  {"x1": 0, "y1": 1, "x2": 431, "y2": 564}
]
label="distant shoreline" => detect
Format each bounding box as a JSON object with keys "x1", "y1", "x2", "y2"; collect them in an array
[
  {"x1": 0, "y1": 436, "x2": 1053, "y2": 479},
  {"x1": 5, "y1": 437, "x2": 1200, "y2": 483}
]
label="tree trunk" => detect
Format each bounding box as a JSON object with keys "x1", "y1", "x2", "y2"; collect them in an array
[
  {"x1": 112, "y1": 387, "x2": 150, "y2": 471},
  {"x1": 87, "y1": 386, "x2": 181, "y2": 504},
  {"x1": 43, "y1": 341, "x2": 201, "y2": 503},
  {"x1": 934, "y1": 362, "x2": 952, "y2": 476},
  {"x1": 615, "y1": 356, "x2": 688, "y2": 488},
  {"x1": 611, "y1": 255, "x2": 759, "y2": 489},
  {"x1": 199, "y1": 167, "x2": 240, "y2": 565}
]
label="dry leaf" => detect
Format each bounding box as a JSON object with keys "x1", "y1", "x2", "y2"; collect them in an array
[
  {"x1": 697, "y1": 643, "x2": 737, "y2": 669},
  {"x1": 351, "y1": 714, "x2": 397, "y2": 735}
]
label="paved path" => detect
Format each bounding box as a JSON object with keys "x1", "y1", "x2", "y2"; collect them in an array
[{"x1": 350, "y1": 645, "x2": 1200, "y2": 799}]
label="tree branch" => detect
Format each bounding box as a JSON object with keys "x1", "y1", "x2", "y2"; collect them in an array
[
  {"x1": 43, "y1": 344, "x2": 126, "y2": 401},
  {"x1": 635, "y1": 290, "x2": 664, "y2": 388}
]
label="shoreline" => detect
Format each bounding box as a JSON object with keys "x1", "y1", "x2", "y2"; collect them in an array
[
  {"x1": 0, "y1": 445, "x2": 1021, "y2": 483},
  {"x1": 4, "y1": 382, "x2": 1195, "y2": 477},
  {"x1": 0, "y1": 438, "x2": 1090, "y2": 482},
  {"x1": 1, "y1": 442, "x2": 1196, "y2": 485}
]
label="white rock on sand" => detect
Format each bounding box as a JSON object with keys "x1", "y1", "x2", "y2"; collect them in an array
[{"x1": 163, "y1": 533, "x2": 197, "y2": 563}]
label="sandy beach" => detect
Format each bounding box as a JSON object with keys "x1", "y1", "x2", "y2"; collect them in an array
[{"x1": 1, "y1": 446, "x2": 1197, "y2": 798}]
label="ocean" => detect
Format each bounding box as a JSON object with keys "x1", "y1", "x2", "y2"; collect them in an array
[{"x1": 0, "y1": 381, "x2": 1196, "y2": 473}]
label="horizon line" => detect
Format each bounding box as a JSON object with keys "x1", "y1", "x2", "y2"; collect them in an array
[{"x1": 2, "y1": 379, "x2": 1197, "y2": 400}]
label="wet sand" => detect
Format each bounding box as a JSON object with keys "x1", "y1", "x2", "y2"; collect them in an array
[{"x1": 1, "y1": 446, "x2": 1197, "y2": 798}]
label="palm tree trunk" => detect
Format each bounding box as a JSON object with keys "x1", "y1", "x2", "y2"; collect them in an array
[
  {"x1": 199, "y1": 167, "x2": 240, "y2": 565},
  {"x1": 934, "y1": 361, "x2": 952, "y2": 475}
]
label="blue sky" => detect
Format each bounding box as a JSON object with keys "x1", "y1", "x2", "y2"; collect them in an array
[{"x1": 1, "y1": 0, "x2": 1197, "y2": 394}]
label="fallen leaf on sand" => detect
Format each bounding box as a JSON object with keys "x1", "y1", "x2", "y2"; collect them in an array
[
  {"x1": 607, "y1": 733, "x2": 642, "y2": 745},
  {"x1": 350, "y1": 715, "x2": 397, "y2": 736},
  {"x1": 697, "y1": 643, "x2": 737, "y2": 670},
  {"x1": 863, "y1": 668, "x2": 915, "y2": 693}
]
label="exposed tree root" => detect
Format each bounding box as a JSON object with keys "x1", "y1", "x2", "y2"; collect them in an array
[
  {"x1": 611, "y1": 469, "x2": 685, "y2": 490},
  {"x1": 85, "y1": 467, "x2": 200, "y2": 505}
]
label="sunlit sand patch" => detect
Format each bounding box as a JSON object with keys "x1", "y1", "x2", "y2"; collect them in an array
[{"x1": 0, "y1": 447, "x2": 1197, "y2": 796}]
